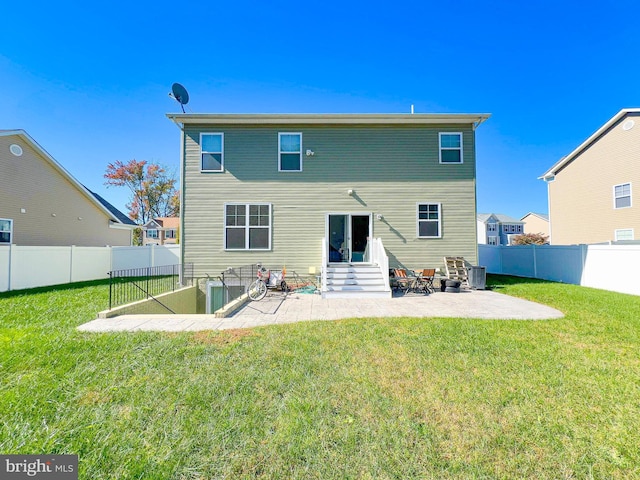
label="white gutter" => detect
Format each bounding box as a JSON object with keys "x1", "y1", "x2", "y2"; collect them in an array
[{"x1": 166, "y1": 113, "x2": 491, "y2": 126}]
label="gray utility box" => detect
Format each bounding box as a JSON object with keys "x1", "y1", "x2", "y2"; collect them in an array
[{"x1": 468, "y1": 266, "x2": 487, "y2": 290}]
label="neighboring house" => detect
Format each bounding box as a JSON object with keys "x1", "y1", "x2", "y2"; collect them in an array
[
  {"x1": 540, "y1": 108, "x2": 640, "y2": 245},
  {"x1": 167, "y1": 112, "x2": 490, "y2": 298},
  {"x1": 143, "y1": 217, "x2": 179, "y2": 245},
  {"x1": 520, "y1": 212, "x2": 550, "y2": 237},
  {"x1": 0, "y1": 130, "x2": 136, "y2": 246},
  {"x1": 477, "y1": 213, "x2": 525, "y2": 245}
]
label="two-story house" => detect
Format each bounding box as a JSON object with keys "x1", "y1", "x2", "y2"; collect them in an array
[
  {"x1": 540, "y1": 108, "x2": 640, "y2": 245},
  {"x1": 520, "y1": 212, "x2": 550, "y2": 237},
  {"x1": 1, "y1": 130, "x2": 135, "y2": 246},
  {"x1": 142, "y1": 217, "x2": 179, "y2": 245},
  {"x1": 477, "y1": 213, "x2": 525, "y2": 245},
  {"x1": 167, "y1": 113, "x2": 489, "y2": 297}
]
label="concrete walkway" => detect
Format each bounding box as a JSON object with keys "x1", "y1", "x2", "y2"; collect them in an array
[{"x1": 77, "y1": 290, "x2": 564, "y2": 333}]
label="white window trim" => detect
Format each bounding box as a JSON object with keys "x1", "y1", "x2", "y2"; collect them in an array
[
  {"x1": 224, "y1": 203, "x2": 272, "y2": 251},
  {"x1": 488, "y1": 236, "x2": 499, "y2": 245},
  {"x1": 438, "y1": 132, "x2": 463, "y2": 164},
  {"x1": 416, "y1": 202, "x2": 442, "y2": 238},
  {"x1": 487, "y1": 223, "x2": 497, "y2": 232},
  {"x1": 200, "y1": 132, "x2": 224, "y2": 172},
  {"x1": 613, "y1": 182, "x2": 632, "y2": 209},
  {"x1": 278, "y1": 132, "x2": 303, "y2": 172},
  {"x1": 0, "y1": 218, "x2": 12, "y2": 244},
  {"x1": 615, "y1": 229, "x2": 634, "y2": 241},
  {"x1": 146, "y1": 229, "x2": 158, "y2": 239}
]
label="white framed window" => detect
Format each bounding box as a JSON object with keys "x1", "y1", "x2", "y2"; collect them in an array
[
  {"x1": 516, "y1": 225, "x2": 523, "y2": 233},
  {"x1": 278, "y1": 133, "x2": 302, "y2": 172},
  {"x1": 0, "y1": 218, "x2": 13, "y2": 244},
  {"x1": 225, "y1": 203, "x2": 271, "y2": 250},
  {"x1": 146, "y1": 229, "x2": 158, "y2": 239},
  {"x1": 614, "y1": 183, "x2": 631, "y2": 209},
  {"x1": 201, "y1": 133, "x2": 224, "y2": 172},
  {"x1": 615, "y1": 229, "x2": 634, "y2": 241},
  {"x1": 487, "y1": 223, "x2": 497, "y2": 232},
  {"x1": 166, "y1": 229, "x2": 177, "y2": 239},
  {"x1": 439, "y1": 132, "x2": 463, "y2": 164},
  {"x1": 417, "y1": 203, "x2": 442, "y2": 238},
  {"x1": 488, "y1": 236, "x2": 498, "y2": 245}
]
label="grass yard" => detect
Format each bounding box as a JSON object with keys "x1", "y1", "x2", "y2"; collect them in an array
[{"x1": 1, "y1": 276, "x2": 640, "y2": 479}]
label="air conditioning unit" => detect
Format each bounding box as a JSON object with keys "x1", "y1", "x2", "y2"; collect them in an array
[{"x1": 468, "y1": 266, "x2": 486, "y2": 290}]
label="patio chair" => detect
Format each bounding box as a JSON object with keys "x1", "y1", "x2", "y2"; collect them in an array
[
  {"x1": 419, "y1": 268, "x2": 436, "y2": 293},
  {"x1": 391, "y1": 268, "x2": 413, "y2": 294}
]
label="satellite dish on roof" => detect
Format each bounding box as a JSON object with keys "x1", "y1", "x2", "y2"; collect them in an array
[{"x1": 169, "y1": 83, "x2": 189, "y2": 113}]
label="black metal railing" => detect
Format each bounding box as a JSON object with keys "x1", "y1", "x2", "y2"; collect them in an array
[
  {"x1": 108, "y1": 263, "x2": 194, "y2": 310},
  {"x1": 220, "y1": 263, "x2": 262, "y2": 304}
]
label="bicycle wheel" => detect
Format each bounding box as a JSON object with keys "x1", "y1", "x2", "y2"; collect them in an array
[{"x1": 248, "y1": 279, "x2": 268, "y2": 301}]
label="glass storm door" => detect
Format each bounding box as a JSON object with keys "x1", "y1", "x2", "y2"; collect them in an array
[{"x1": 327, "y1": 214, "x2": 371, "y2": 263}]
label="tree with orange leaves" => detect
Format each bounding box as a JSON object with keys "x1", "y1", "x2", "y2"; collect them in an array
[{"x1": 104, "y1": 159, "x2": 179, "y2": 225}]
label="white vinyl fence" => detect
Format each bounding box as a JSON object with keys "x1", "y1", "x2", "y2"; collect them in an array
[
  {"x1": 0, "y1": 244, "x2": 180, "y2": 292},
  {"x1": 479, "y1": 244, "x2": 640, "y2": 296}
]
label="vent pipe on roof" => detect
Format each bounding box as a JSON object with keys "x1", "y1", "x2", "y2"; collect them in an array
[{"x1": 411, "y1": 104, "x2": 414, "y2": 114}]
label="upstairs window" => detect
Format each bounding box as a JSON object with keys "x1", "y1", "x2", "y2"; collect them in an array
[
  {"x1": 487, "y1": 223, "x2": 497, "y2": 232},
  {"x1": 225, "y1": 203, "x2": 271, "y2": 250},
  {"x1": 439, "y1": 133, "x2": 463, "y2": 164},
  {"x1": 279, "y1": 133, "x2": 302, "y2": 171},
  {"x1": 0, "y1": 218, "x2": 12, "y2": 244},
  {"x1": 614, "y1": 183, "x2": 631, "y2": 209},
  {"x1": 201, "y1": 133, "x2": 224, "y2": 172},
  {"x1": 417, "y1": 203, "x2": 442, "y2": 238}
]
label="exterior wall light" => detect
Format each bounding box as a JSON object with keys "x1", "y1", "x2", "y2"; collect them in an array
[{"x1": 347, "y1": 189, "x2": 354, "y2": 196}]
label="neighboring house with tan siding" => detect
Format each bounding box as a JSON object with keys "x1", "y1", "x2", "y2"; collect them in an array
[
  {"x1": 540, "y1": 109, "x2": 640, "y2": 245},
  {"x1": 167, "y1": 113, "x2": 490, "y2": 298},
  {"x1": 143, "y1": 217, "x2": 179, "y2": 245},
  {"x1": 0, "y1": 130, "x2": 135, "y2": 246},
  {"x1": 520, "y1": 212, "x2": 550, "y2": 237}
]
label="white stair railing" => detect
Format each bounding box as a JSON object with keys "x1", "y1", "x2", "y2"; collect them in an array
[
  {"x1": 370, "y1": 237, "x2": 391, "y2": 293},
  {"x1": 321, "y1": 237, "x2": 327, "y2": 293}
]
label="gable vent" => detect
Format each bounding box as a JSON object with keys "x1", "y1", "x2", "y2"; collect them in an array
[
  {"x1": 622, "y1": 119, "x2": 635, "y2": 131},
  {"x1": 9, "y1": 144, "x2": 23, "y2": 156}
]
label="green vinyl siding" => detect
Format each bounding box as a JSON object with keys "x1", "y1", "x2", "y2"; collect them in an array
[{"x1": 181, "y1": 124, "x2": 478, "y2": 276}]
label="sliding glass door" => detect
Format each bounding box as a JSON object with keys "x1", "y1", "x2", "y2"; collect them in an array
[{"x1": 327, "y1": 213, "x2": 371, "y2": 263}]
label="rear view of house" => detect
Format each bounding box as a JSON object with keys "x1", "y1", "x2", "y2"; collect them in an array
[
  {"x1": 0, "y1": 130, "x2": 135, "y2": 246},
  {"x1": 541, "y1": 108, "x2": 640, "y2": 245},
  {"x1": 168, "y1": 113, "x2": 489, "y2": 297}
]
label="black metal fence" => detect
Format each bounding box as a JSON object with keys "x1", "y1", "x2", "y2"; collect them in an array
[
  {"x1": 220, "y1": 263, "x2": 262, "y2": 304},
  {"x1": 108, "y1": 263, "x2": 194, "y2": 310}
]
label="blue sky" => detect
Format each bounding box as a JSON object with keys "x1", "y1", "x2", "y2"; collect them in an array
[{"x1": 2, "y1": 0, "x2": 640, "y2": 220}]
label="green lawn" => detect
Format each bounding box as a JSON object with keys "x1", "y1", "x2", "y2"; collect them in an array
[{"x1": 1, "y1": 276, "x2": 639, "y2": 479}]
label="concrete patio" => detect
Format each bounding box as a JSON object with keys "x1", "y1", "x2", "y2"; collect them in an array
[{"x1": 77, "y1": 289, "x2": 564, "y2": 333}]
